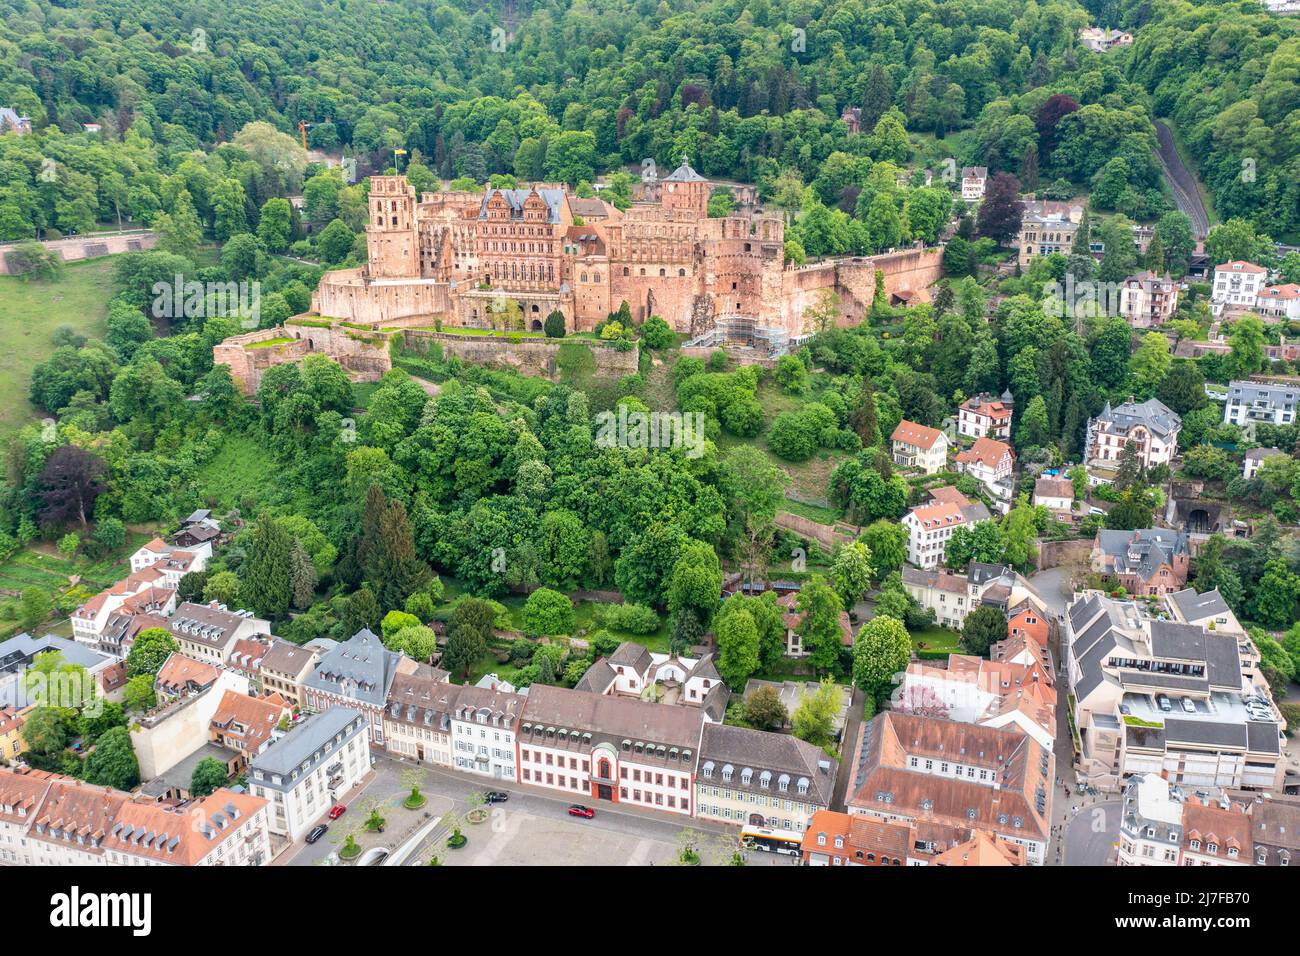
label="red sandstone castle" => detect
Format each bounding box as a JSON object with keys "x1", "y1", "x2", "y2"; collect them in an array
[{"x1": 310, "y1": 159, "x2": 943, "y2": 339}]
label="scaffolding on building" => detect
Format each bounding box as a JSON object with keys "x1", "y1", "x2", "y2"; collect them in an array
[{"x1": 683, "y1": 314, "x2": 790, "y2": 356}]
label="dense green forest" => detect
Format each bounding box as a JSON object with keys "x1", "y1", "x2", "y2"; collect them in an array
[{"x1": 1, "y1": 0, "x2": 1296, "y2": 237}]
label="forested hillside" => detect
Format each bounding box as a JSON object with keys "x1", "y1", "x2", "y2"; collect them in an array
[{"x1": 1, "y1": 0, "x2": 1295, "y2": 237}]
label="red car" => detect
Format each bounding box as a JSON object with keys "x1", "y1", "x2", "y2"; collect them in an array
[
  {"x1": 328, "y1": 804, "x2": 347, "y2": 820},
  {"x1": 567, "y1": 804, "x2": 595, "y2": 819}
]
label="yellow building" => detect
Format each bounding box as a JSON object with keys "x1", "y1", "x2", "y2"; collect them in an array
[{"x1": 0, "y1": 707, "x2": 31, "y2": 764}]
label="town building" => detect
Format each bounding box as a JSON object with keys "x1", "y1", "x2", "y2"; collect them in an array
[
  {"x1": 128, "y1": 535, "x2": 212, "y2": 584},
  {"x1": 1243, "y1": 446, "x2": 1286, "y2": 479},
  {"x1": 0, "y1": 768, "x2": 270, "y2": 866},
  {"x1": 899, "y1": 652, "x2": 1056, "y2": 751},
  {"x1": 247, "y1": 706, "x2": 371, "y2": 844},
  {"x1": 696, "y1": 721, "x2": 836, "y2": 832},
  {"x1": 1079, "y1": 26, "x2": 1134, "y2": 51},
  {"x1": 383, "y1": 671, "x2": 457, "y2": 768},
  {"x1": 0, "y1": 633, "x2": 113, "y2": 710},
  {"x1": 901, "y1": 561, "x2": 1014, "y2": 630},
  {"x1": 71, "y1": 566, "x2": 174, "y2": 650},
  {"x1": 1093, "y1": 528, "x2": 1190, "y2": 596},
  {"x1": 902, "y1": 488, "x2": 991, "y2": 569},
  {"x1": 1251, "y1": 796, "x2": 1300, "y2": 866},
  {"x1": 960, "y1": 167, "x2": 988, "y2": 202},
  {"x1": 449, "y1": 683, "x2": 524, "y2": 781},
  {"x1": 1084, "y1": 397, "x2": 1182, "y2": 474},
  {"x1": 0, "y1": 706, "x2": 30, "y2": 764},
  {"x1": 1117, "y1": 773, "x2": 1184, "y2": 866},
  {"x1": 1119, "y1": 774, "x2": 1299, "y2": 867},
  {"x1": 1119, "y1": 272, "x2": 1179, "y2": 327},
  {"x1": 304, "y1": 628, "x2": 419, "y2": 746},
  {"x1": 955, "y1": 436, "x2": 1016, "y2": 510},
  {"x1": 1017, "y1": 201, "x2": 1084, "y2": 268},
  {"x1": 518, "y1": 684, "x2": 703, "y2": 815},
  {"x1": 957, "y1": 392, "x2": 1012, "y2": 440},
  {"x1": 154, "y1": 652, "x2": 221, "y2": 701},
  {"x1": 131, "y1": 666, "x2": 251, "y2": 782},
  {"x1": 846, "y1": 712, "x2": 1054, "y2": 864},
  {"x1": 1065, "y1": 591, "x2": 1284, "y2": 793},
  {"x1": 1182, "y1": 798, "x2": 1253, "y2": 865},
  {"x1": 573, "y1": 641, "x2": 729, "y2": 721},
  {"x1": 1211, "y1": 261, "x2": 1268, "y2": 310},
  {"x1": 1033, "y1": 475, "x2": 1075, "y2": 519},
  {"x1": 890, "y1": 420, "x2": 949, "y2": 474},
  {"x1": 208, "y1": 689, "x2": 292, "y2": 773},
  {"x1": 1255, "y1": 284, "x2": 1300, "y2": 321},
  {"x1": 777, "y1": 590, "x2": 854, "y2": 659},
  {"x1": 169, "y1": 602, "x2": 271, "y2": 666},
  {"x1": 1223, "y1": 379, "x2": 1298, "y2": 427},
  {"x1": 0, "y1": 107, "x2": 32, "y2": 135},
  {"x1": 257, "y1": 639, "x2": 320, "y2": 708},
  {"x1": 801, "y1": 810, "x2": 912, "y2": 866}
]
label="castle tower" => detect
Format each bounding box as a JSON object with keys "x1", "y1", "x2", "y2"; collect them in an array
[
  {"x1": 366, "y1": 175, "x2": 418, "y2": 278},
  {"x1": 661, "y1": 156, "x2": 709, "y2": 219}
]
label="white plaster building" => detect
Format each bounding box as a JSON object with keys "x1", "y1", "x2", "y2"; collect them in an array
[{"x1": 248, "y1": 707, "x2": 371, "y2": 843}]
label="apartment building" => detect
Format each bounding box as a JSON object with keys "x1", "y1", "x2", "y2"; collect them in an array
[
  {"x1": 1119, "y1": 272, "x2": 1179, "y2": 328},
  {"x1": 695, "y1": 721, "x2": 836, "y2": 832},
  {"x1": 383, "y1": 671, "x2": 458, "y2": 768},
  {"x1": 1065, "y1": 591, "x2": 1284, "y2": 793},
  {"x1": 248, "y1": 707, "x2": 371, "y2": 843},
  {"x1": 1211, "y1": 261, "x2": 1268, "y2": 309},
  {"x1": 169, "y1": 602, "x2": 271, "y2": 666},
  {"x1": 1086, "y1": 397, "x2": 1182, "y2": 475},
  {"x1": 847, "y1": 712, "x2": 1054, "y2": 864},
  {"x1": 891, "y1": 420, "x2": 949, "y2": 474},
  {"x1": 450, "y1": 683, "x2": 523, "y2": 781},
  {"x1": 957, "y1": 392, "x2": 1012, "y2": 440},
  {"x1": 1092, "y1": 528, "x2": 1190, "y2": 596},
  {"x1": 902, "y1": 488, "x2": 991, "y2": 569},
  {"x1": 1223, "y1": 379, "x2": 1298, "y2": 427},
  {"x1": 0, "y1": 769, "x2": 270, "y2": 866}
]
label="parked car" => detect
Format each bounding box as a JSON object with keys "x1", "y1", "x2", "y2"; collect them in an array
[
  {"x1": 328, "y1": 804, "x2": 347, "y2": 820},
  {"x1": 1180, "y1": 698, "x2": 1196, "y2": 714},
  {"x1": 1157, "y1": 694, "x2": 1172, "y2": 712},
  {"x1": 485, "y1": 791, "x2": 509, "y2": 804},
  {"x1": 567, "y1": 804, "x2": 595, "y2": 819},
  {"x1": 306, "y1": 825, "x2": 328, "y2": 844}
]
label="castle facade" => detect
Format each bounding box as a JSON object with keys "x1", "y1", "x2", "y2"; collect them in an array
[{"x1": 310, "y1": 160, "x2": 944, "y2": 340}]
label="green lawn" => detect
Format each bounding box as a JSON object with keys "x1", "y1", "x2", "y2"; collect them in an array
[
  {"x1": 910, "y1": 625, "x2": 962, "y2": 658},
  {"x1": 0, "y1": 257, "x2": 117, "y2": 438}
]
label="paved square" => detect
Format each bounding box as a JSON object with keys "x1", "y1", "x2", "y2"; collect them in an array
[{"x1": 435, "y1": 808, "x2": 679, "y2": 867}]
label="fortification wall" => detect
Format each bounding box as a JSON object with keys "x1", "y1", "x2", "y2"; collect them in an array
[
  {"x1": 312, "y1": 268, "x2": 454, "y2": 325},
  {"x1": 402, "y1": 331, "x2": 639, "y2": 380},
  {"x1": 214, "y1": 323, "x2": 391, "y2": 395},
  {"x1": 0, "y1": 230, "x2": 156, "y2": 274}
]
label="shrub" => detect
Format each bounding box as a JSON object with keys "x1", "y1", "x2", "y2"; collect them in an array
[{"x1": 601, "y1": 603, "x2": 661, "y2": 634}]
